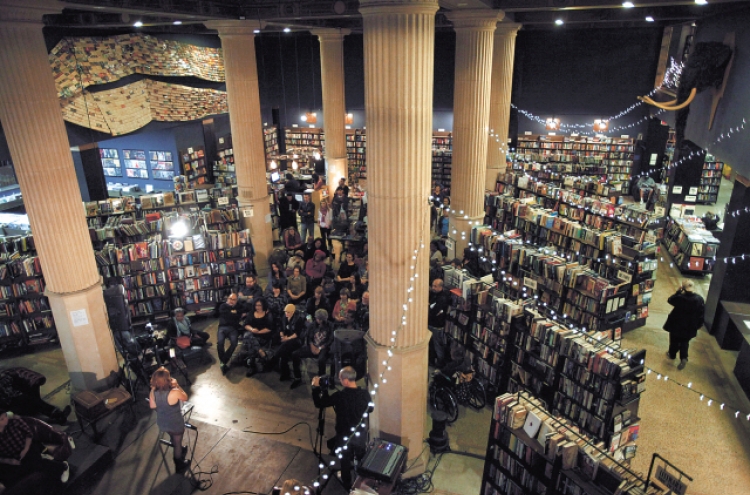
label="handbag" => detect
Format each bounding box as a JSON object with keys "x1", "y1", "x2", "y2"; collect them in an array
[{"x1": 176, "y1": 336, "x2": 191, "y2": 349}]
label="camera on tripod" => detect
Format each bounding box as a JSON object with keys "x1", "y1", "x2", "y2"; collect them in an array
[{"x1": 317, "y1": 375, "x2": 333, "y2": 389}]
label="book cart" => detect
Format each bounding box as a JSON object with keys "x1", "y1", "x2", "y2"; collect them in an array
[{"x1": 662, "y1": 217, "x2": 719, "y2": 275}]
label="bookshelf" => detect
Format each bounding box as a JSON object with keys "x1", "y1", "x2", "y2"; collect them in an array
[
  {"x1": 662, "y1": 217, "x2": 719, "y2": 274},
  {"x1": 214, "y1": 136, "x2": 237, "y2": 187},
  {"x1": 122, "y1": 149, "x2": 149, "y2": 179},
  {"x1": 432, "y1": 131, "x2": 453, "y2": 191},
  {"x1": 0, "y1": 236, "x2": 57, "y2": 349},
  {"x1": 698, "y1": 156, "x2": 723, "y2": 205},
  {"x1": 346, "y1": 128, "x2": 367, "y2": 183},
  {"x1": 263, "y1": 126, "x2": 279, "y2": 157},
  {"x1": 100, "y1": 148, "x2": 122, "y2": 177},
  {"x1": 179, "y1": 146, "x2": 209, "y2": 189},
  {"x1": 149, "y1": 150, "x2": 176, "y2": 181},
  {"x1": 285, "y1": 127, "x2": 325, "y2": 151}
]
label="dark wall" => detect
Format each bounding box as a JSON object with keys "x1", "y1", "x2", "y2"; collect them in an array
[{"x1": 682, "y1": 7, "x2": 750, "y2": 179}]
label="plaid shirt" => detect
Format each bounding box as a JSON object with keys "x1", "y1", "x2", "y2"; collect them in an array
[{"x1": 0, "y1": 418, "x2": 32, "y2": 460}]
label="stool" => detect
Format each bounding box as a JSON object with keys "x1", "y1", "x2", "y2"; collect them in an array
[{"x1": 157, "y1": 402, "x2": 197, "y2": 478}]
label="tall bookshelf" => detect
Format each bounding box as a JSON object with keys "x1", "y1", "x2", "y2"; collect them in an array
[
  {"x1": 346, "y1": 128, "x2": 367, "y2": 183},
  {"x1": 698, "y1": 156, "x2": 723, "y2": 204},
  {"x1": 179, "y1": 146, "x2": 209, "y2": 189},
  {"x1": 263, "y1": 126, "x2": 279, "y2": 157},
  {"x1": 285, "y1": 127, "x2": 325, "y2": 151},
  {"x1": 432, "y1": 131, "x2": 453, "y2": 191},
  {"x1": 0, "y1": 236, "x2": 57, "y2": 349},
  {"x1": 214, "y1": 136, "x2": 236, "y2": 187}
]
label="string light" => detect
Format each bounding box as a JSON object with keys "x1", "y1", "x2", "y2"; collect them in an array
[{"x1": 309, "y1": 197, "x2": 431, "y2": 488}]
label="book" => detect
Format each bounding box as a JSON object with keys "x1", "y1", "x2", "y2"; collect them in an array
[{"x1": 523, "y1": 409, "x2": 542, "y2": 438}]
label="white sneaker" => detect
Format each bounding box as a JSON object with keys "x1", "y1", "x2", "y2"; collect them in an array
[
  {"x1": 67, "y1": 434, "x2": 76, "y2": 450},
  {"x1": 61, "y1": 461, "x2": 70, "y2": 483}
]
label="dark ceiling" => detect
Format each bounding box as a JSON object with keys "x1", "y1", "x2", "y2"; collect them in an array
[{"x1": 46, "y1": 0, "x2": 750, "y2": 33}]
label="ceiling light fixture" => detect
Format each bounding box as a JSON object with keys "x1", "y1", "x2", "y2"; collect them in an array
[
  {"x1": 283, "y1": 27, "x2": 291, "y2": 33},
  {"x1": 555, "y1": 19, "x2": 564, "y2": 26},
  {"x1": 695, "y1": 0, "x2": 708, "y2": 5},
  {"x1": 645, "y1": 15, "x2": 655, "y2": 22},
  {"x1": 622, "y1": 1, "x2": 635, "y2": 8},
  {"x1": 253, "y1": 29, "x2": 260, "y2": 34},
  {"x1": 173, "y1": 20, "x2": 182, "y2": 25},
  {"x1": 133, "y1": 21, "x2": 143, "y2": 27}
]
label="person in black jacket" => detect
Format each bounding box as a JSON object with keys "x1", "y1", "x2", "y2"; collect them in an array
[
  {"x1": 276, "y1": 304, "x2": 306, "y2": 382},
  {"x1": 311, "y1": 366, "x2": 371, "y2": 490},
  {"x1": 278, "y1": 190, "x2": 300, "y2": 231},
  {"x1": 663, "y1": 280, "x2": 705, "y2": 370},
  {"x1": 217, "y1": 293, "x2": 248, "y2": 375},
  {"x1": 428, "y1": 278, "x2": 451, "y2": 367},
  {"x1": 291, "y1": 309, "x2": 333, "y2": 389},
  {"x1": 298, "y1": 192, "x2": 316, "y2": 243},
  {"x1": 284, "y1": 173, "x2": 302, "y2": 193}
]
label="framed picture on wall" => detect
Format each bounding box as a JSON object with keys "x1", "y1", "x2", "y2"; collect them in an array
[
  {"x1": 100, "y1": 148, "x2": 122, "y2": 177},
  {"x1": 149, "y1": 150, "x2": 175, "y2": 180},
  {"x1": 122, "y1": 149, "x2": 148, "y2": 178}
]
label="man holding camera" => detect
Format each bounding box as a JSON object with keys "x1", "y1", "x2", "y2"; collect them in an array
[
  {"x1": 311, "y1": 366, "x2": 371, "y2": 490},
  {"x1": 663, "y1": 279, "x2": 705, "y2": 370}
]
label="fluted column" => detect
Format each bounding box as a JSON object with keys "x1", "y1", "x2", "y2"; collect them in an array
[
  {"x1": 360, "y1": 0, "x2": 438, "y2": 473},
  {"x1": 205, "y1": 21, "x2": 273, "y2": 273},
  {"x1": 313, "y1": 29, "x2": 350, "y2": 196},
  {"x1": 485, "y1": 21, "x2": 521, "y2": 190},
  {"x1": 446, "y1": 9, "x2": 502, "y2": 254},
  {"x1": 0, "y1": 0, "x2": 117, "y2": 391}
]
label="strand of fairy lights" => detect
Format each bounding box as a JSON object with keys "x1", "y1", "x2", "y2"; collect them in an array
[{"x1": 306, "y1": 200, "x2": 430, "y2": 492}]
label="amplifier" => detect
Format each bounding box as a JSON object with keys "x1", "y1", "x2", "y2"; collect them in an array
[{"x1": 356, "y1": 439, "x2": 407, "y2": 484}]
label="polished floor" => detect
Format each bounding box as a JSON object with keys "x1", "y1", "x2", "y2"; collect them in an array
[{"x1": 3, "y1": 178, "x2": 750, "y2": 495}]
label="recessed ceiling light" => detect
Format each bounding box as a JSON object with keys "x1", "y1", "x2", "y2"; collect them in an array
[
  {"x1": 645, "y1": 16, "x2": 654, "y2": 22},
  {"x1": 695, "y1": 0, "x2": 708, "y2": 4},
  {"x1": 555, "y1": 19, "x2": 564, "y2": 26},
  {"x1": 622, "y1": 1, "x2": 635, "y2": 8},
  {"x1": 283, "y1": 27, "x2": 291, "y2": 33},
  {"x1": 173, "y1": 20, "x2": 182, "y2": 25},
  {"x1": 253, "y1": 29, "x2": 260, "y2": 34},
  {"x1": 133, "y1": 21, "x2": 143, "y2": 27}
]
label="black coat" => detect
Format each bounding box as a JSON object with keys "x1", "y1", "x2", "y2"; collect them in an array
[{"x1": 663, "y1": 290, "x2": 705, "y2": 339}]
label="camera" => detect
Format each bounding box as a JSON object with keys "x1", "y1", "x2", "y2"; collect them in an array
[{"x1": 318, "y1": 375, "x2": 333, "y2": 388}]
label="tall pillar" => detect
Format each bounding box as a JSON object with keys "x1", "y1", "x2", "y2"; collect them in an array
[
  {"x1": 313, "y1": 29, "x2": 350, "y2": 197},
  {"x1": 485, "y1": 21, "x2": 521, "y2": 190},
  {"x1": 205, "y1": 21, "x2": 273, "y2": 273},
  {"x1": 360, "y1": 0, "x2": 438, "y2": 473},
  {"x1": 0, "y1": 0, "x2": 118, "y2": 391},
  {"x1": 446, "y1": 9, "x2": 502, "y2": 255}
]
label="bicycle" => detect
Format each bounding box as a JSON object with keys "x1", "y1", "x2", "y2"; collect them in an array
[{"x1": 428, "y1": 368, "x2": 487, "y2": 424}]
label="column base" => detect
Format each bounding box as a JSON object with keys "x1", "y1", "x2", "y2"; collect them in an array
[
  {"x1": 449, "y1": 214, "x2": 485, "y2": 256},
  {"x1": 238, "y1": 196, "x2": 273, "y2": 276},
  {"x1": 47, "y1": 281, "x2": 119, "y2": 392},
  {"x1": 365, "y1": 334, "x2": 429, "y2": 467}
]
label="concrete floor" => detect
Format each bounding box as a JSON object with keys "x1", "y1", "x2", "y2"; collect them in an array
[{"x1": 3, "y1": 177, "x2": 750, "y2": 495}]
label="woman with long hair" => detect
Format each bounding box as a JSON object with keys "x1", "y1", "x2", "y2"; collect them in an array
[{"x1": 149, "y1": 367, "x2": 188, "y2": 471}]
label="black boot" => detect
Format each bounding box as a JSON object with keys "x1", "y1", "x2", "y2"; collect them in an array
[{"x1": 174, "y1": 457, "x2": 188, "y2": 472}]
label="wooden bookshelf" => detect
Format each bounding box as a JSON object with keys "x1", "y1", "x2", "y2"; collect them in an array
[
  {"x1": 214, "y1": 136, "x2": 236, "y2": 186},
  {"x1": 285, "y1": 127, "x2": 325, "y2": 150},
  {"x1": 432, "y1": 131, "x2": 453, "y2": 191},
  {"x1": 263, "y1": 126, "x2": 279, "y2": 157},
  {"x1": 179, "y1": 146, "x2": 209, "y2": 189},
  {"x1": 698, "y1": 157, "x2": 723, "y2": 204},
  {"x1": 346, "y1": 128, "x2": 367, "y2": 183}
]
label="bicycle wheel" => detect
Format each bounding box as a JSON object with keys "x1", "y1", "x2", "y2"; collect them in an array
[
  {"x1": 431, "y1": 387, "x2": 459, "y2": 424},
  {"x1": 468, "y1": 379, "x2": 486, "y2": 410}
]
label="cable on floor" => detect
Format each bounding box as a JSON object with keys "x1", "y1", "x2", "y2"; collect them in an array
[
  {"x1": 393, "y1": 449, "x2": 444, "y2": 495},
  {"x1": 188, "y1": 463, "x2": 219, "y2": 491},
  {"x1": 243, "y1": 421, "x2": 316, "y2": 455}
]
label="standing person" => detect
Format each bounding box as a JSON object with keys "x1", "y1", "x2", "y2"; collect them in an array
[
  {"x1": 430, "y1": 185, "x2": 443, "y2": 230},
  {"x1": 291, "y1": 309, "x2": 333, "y2": 389},
  {"x1": 428, "y1": 279, "x2": 451, "y2": 367},
  {"x1": 318, "y1": 199, "x2": 334, "y2": 252},
  {"x1": 285, "y1": 173, "x2": 302, "y2": 193},
  {"x1": 335, "y1": 177, "x2": 350, "y2": 204},
  {"x1": 217, "y1": 293, "x2": 247, "y2": 375},
  {"x1": 166, "y1": 307, "x2": 210, "y2": 347},
  {"x1": 298, "y1": 192, "x2": 316, "y2": 244},
  {"x1": 276, "y1": 304, "x2": 305, "y2": 382},
  {"x1": 311, "y1": 367, "x2": 371, "y2": 490},
  {"x1": 663, "y1": 280, "x2": 705, "y2": 370},
  {"x1": 278, "y1": 190, "x2": 300, "y2": 231},
  {"x1": 149, "y1": 367, "x2": 189, "y2": 472}
]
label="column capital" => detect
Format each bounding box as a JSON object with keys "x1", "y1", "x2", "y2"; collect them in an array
[
  {"x1": 312, "y1": 28, "x2": 351, "y2": 41},
  {"x1": 0, "y1": 0, "x2": 62, "y2": 24},
  {"x1": 359, "y1": 0, "x2": 439, "y2": 17},
  {"x1": 204, "y1": 20, "x2": 265, "y2": 37},
  {"x1": 446, "y1": 8, "x2": 504, "y2": 30},
  {"x1": 495, "y1": 20, "x2": 522, "y2": 36}
]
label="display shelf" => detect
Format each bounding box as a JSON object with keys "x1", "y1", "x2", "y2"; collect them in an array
[
  {"x1": 346, "y1": 128, "x2": 367, "y2": 183},
  {"x1": 214, "y1": 136, "x2": 236, "y2": 186},
  {"x1": 432, "y1": 131, "x2": 453, "y2": 192},
  {"x1": 662, "y1": 217, "x2": 719, "y2": 274},
  {"x1": 698, "y1": 157, "x2": 723, "y2": 205},
  {"x1": 179, "y1": 146, "x2": 209, "y2": 189}
]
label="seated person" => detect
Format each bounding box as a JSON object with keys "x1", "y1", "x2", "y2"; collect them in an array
[
  {"x1": 268, "y1": 249, "x2": 289, "y2": 273},
  {"x1": 291, "y1": 309, "x2": 334, "y2": 389},
  {"x1": 305, "y1": 250, "x2": 328, "y2": 290},
  {"x1": 430, "y1": 241, "x2": 444, "y2": 263},
  {"x1": 0, "y1": 412, "x2": 70, "y2": 488},
  {"x1": 439, "y1": 342, "x2": 472, "y2": 378},
  {"x1": 335, "y1": 252, "x2": 358, "y2": 297},
  {"x1": 0, "y1": 369, "x2": 70, "y2": 426},
  {"x1": 265, "y1": 263, "x2": 287, "y2": 294},
  {"x1": 702, "y1": 211, "x2": 721, "y2": 231},
  {"x1": 283, "y1": 227, "x2": 304, "y2": 252},
  {"x1": 306, "y1": 286, "x2": 331, "y2": 320},
  {"x1": 332, "y1": 289, "x2": 357, "y2": 328},
  {"x1": 237, "y1": 275, "x2": 263, "y2": 305},
  {"x1": 276, "y1": 304, "x2": 305, "y2": 382},
  {"x1": 286, "y1": 250, "x2": 306, "y2": 277},
  {"x1": 166, "y1": 307, "x2": 210, "y2": 347},
  {"x1": 304, "y1": 238, "x2": 330, "y2": 262},
  {"x1": 287, "y1": 266, "x2": 307, "y2": 304},
  {"x1": 345, "y1": 273, "x2": 364, "y2": 303},
  {"x1": 355, "y1": 290, "x2": 370, "y2": 333},
  {"x1": 359, "y1": 258, "x2": 369, "y2": 289},
  {"x1": 265, "y1": 281, "x2": 289, "y2": 330},
  {"x1": 241, "y1": 298, "x2": 276, "y2": 377}
]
